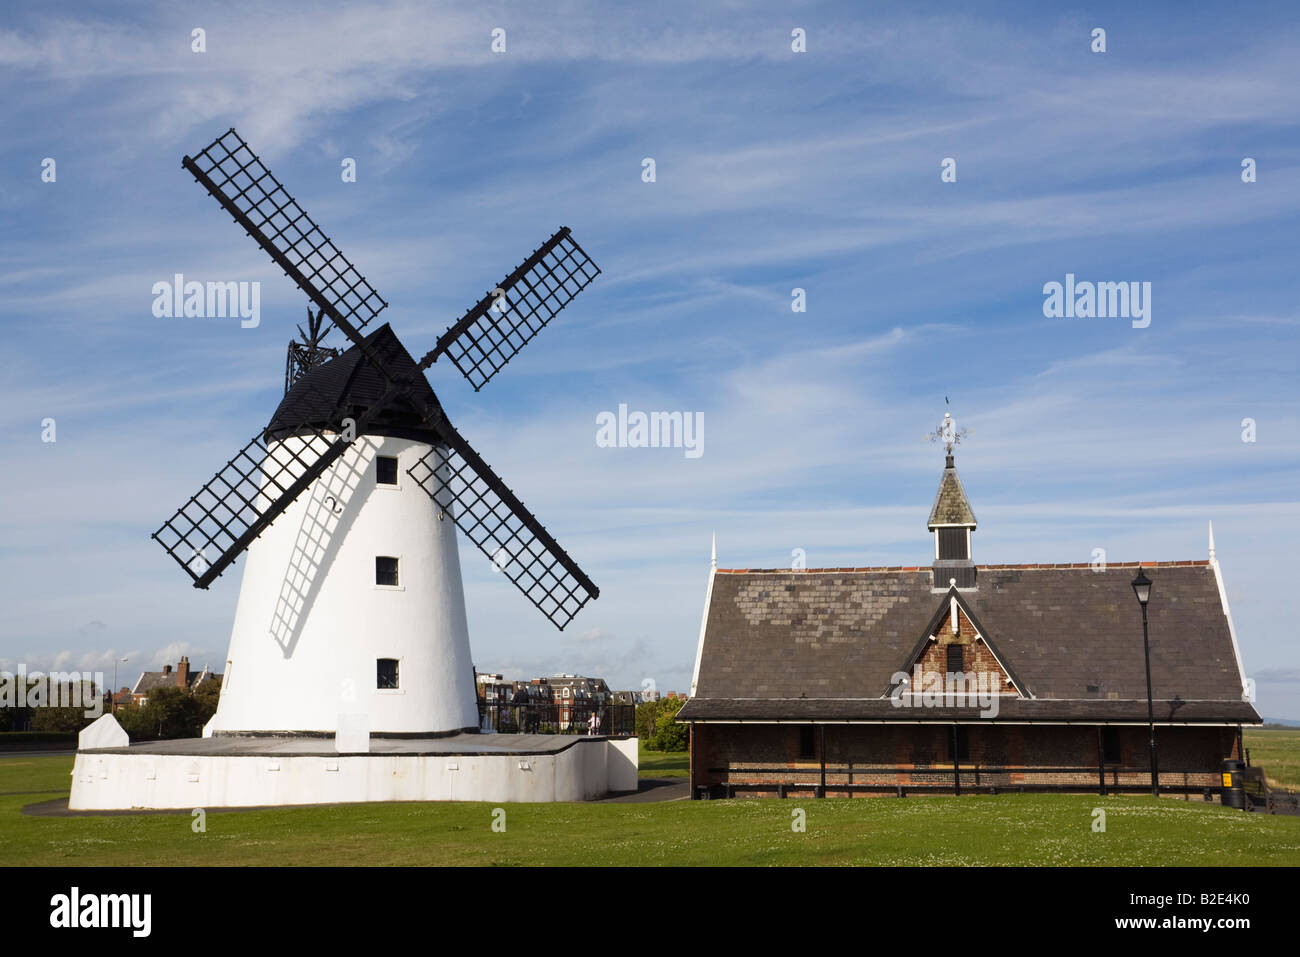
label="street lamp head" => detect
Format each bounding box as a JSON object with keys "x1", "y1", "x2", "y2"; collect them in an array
[{"x1": 1131, "y1": 567, "x2": 1153, "y2": 606}]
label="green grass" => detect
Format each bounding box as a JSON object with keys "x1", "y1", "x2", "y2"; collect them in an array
[
  {"x1": 1244, "y1": 728, "x2": 1300, "y2": 792},
  {"x1": 637, "y1": 742, "x2": 688, "y2": 777},
  {"x1": 3, "y1": 756, "x2": 1299, "y2": 866}
]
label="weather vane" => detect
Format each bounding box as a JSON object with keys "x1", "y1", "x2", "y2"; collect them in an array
[{"x1": 927, "y1": 397, "x2": 972, "y2": 454}]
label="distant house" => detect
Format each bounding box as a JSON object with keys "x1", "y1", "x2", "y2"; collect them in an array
[
  {"x1": 130, "y1": 657, "x2": 222, "y2": 707},
  {"x1": 547, "y1": 674, "x2": 611, "y2": 730},
  {"x1": 474, "y1": 672, "x2": 626, "y2": 733},
  {"x1": 679, "y1": 448, "x2": 1259, "y2": 798}
]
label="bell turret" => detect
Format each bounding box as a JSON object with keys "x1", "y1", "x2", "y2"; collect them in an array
[{"x1": 927, "y1": 408, "x2": 977, "y2": 588}]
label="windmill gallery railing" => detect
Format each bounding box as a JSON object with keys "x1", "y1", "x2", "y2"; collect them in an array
[{"x1": 478, "y1": 700, "x2": 635, "y2": 737}]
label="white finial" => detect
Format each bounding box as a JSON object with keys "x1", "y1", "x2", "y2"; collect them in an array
[
  {"x1": 1208, "y1": 521, "x2": 1216, "y2": 562},
  {"x1": 711, "y1": 532, "x2": 717, "y2": 569}
]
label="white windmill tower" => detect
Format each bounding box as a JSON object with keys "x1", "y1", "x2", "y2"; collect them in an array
[{"x1": 152, "y1": 129, "x2": 602, "y2": 739}]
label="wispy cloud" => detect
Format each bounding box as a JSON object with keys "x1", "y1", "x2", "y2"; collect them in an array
[{"x1": 1, "y1": 1, "x2": 1297, "y2": 717}]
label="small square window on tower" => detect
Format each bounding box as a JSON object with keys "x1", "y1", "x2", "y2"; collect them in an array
[
  {"x1": 377, "y1": 658, "x2": 399, "y2": 689},
  {"x1": 376, "y1": 455, "x2": 398, "y2": 486},
  {"x1": 375, "y1": 556, "x2": 399, "y2": 586}
]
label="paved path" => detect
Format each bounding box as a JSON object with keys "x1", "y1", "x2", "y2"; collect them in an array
[
  {"x1": 0, "y1": 750, "x2": 76, "y2": 758},
  {"x1": 597, "y1": 777, "x2": 690, "y2": 803}
]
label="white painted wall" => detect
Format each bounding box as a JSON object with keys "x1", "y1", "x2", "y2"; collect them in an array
[
  {"x1": 607, "y1": 737, "x2": 639, "y2": 792},
  {"x1": 68, "y1": 738, "x2": 638, "y2": 809},
  {"x1": 207, "y1": 434, "x2": 479, "y2": 736},
  {"x1": 78, "y1": 714, "x2": 128, "y2": 750}
]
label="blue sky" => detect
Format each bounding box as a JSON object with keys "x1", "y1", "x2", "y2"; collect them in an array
[{"x1": 2, "y1": 2, "x2": 1298, "y2": 717}]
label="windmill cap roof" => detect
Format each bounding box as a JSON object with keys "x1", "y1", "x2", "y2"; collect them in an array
[
  {"x1": 265, "y1": 323, "x2": 446, "y2": 443},
  {"x1": 927, "y1": 459, "x2": 977, "y2": 527}
]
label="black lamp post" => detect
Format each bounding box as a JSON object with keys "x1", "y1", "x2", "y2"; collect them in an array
[{"x1": 1131, "y1": 567, "x2": 1158, "y2": 798}]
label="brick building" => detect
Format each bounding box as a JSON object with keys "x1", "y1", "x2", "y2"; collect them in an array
[
  {"x1": 678, "y1": 444, "x2": 1259, "y2": 798},
  {"x1": 129, "y1": 656, "x2": 221, "y2": 707}
]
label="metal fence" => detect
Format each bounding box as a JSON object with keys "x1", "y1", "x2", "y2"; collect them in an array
[{"x1": 478, "y1": 700, "x2": 635, "y2": 737}]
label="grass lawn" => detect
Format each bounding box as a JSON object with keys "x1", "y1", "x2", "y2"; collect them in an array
[
  {"x1": 1244, "y1": 728, "x2": 1300, "y2": 792},
  {"x1": 2, "y1": 755, "x2": 1299, "y2": 866},
  {"x1": 638, "y1": 742, "x2": 688, "y2": 777}
]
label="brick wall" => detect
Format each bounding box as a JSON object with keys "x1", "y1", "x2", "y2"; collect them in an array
[
  {"x1": 912, "y1": 606, "x2": 1010, "y2": 689},
  {"x1": 690, "y1": 722, "x2": 1236, "y2": 796}
]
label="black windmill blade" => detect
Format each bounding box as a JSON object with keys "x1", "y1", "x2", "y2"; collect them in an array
[
  {"x1": 408, "y1": 420, "x2": 600, "y2": 631},
  {"x1": 182, "y1": 128, "x2": 388, "y2": 344},
  {"x1": 419, "y1": 227, "x2": 600, "y2": 391},
  {"x1": 152, "y1": 415, "x2": 343, "y2": 587},
  {"x1": 151, "y1": 370, "x2": 418, "y2": 589}
]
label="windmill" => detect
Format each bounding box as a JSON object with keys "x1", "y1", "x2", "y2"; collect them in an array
[{"x1": 151, "y1": 129, "x2": 601, "y2": 736}]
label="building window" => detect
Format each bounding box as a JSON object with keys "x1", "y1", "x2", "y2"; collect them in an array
[
  {"x1": 376, "y1": 556, "x2": 399, "y2": 586},
  {"x1": 798, "y1": 725, "x2": 816, "y2": 759},
  {"x1": 376, "y1": 455, "x2": 398, "y2": 485},
  {"x1": 1102, "y1": 727, "x2": 1121, "y2": 764},
  {"x1": 377, "y1": 658, "x2": 399, "y2": 689},
  {"x1": 946, "y1": 644, "x2": 964, "y2": 674},
  {"x1": 947, "y1": 726, "x2": 970, "y2": 762}
]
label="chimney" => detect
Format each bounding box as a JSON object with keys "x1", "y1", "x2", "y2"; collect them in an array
[{"x1": 177, "y1": 656, "x2": 190, "y2": 688}]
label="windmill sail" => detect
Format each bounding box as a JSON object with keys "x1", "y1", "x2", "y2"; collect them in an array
[
  {"x1": 420, "y1": 227, "x2": 600, "y2": 390},
  {"x1": 152, "y1": 350, "x2": 423, "y2": 589},
  {"x1": 408, "y1": 421, "x2": 599, "y2": 631},
  {"x1": 162, "y1": 129, "x2": 602, "y2": 629},
  {"x1": 152, "y1": 421, "x2": 347, "y2": 589},
  {"x1": 183, "y1": 128, "x2": 387, "y2": 342}
]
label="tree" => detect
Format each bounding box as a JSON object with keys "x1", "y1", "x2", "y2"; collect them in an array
[
  {"x1": 635, "y1": 697, "x2": 689, "y2": 751},
  {"x1": 27, "y1": 679, "x2": 98, "y2": 733},
  {"x1": 635, "y1": 698, "x2": 664, "y2": 746},
  {"x1": 192, "y1": 678, "x2": 221, "y2": 727},
  {"x1": 116, "y1": 686, "x2": 203, "y2": 740},
  {"x1": 652, "y1": 697, "x2": 688, "y2": 752}
]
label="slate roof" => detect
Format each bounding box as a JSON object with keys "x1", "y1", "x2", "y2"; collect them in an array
[
  {"x1": 928, "y1": 459, "x2": 977, "y2": 527},
  {"x1": 680, "y1": 561, "x2": 1257, "y2": 725},
  {"x1": 132, "y1": 667, "x2": 222, "y2": 695},
  {"x1": 265, "y1": 323, "x2": 446, "y2": 442}
]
